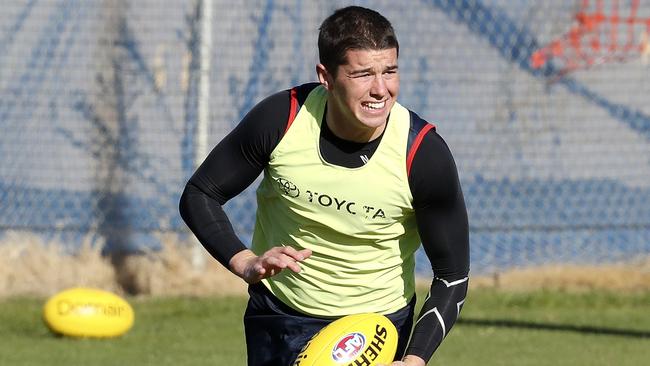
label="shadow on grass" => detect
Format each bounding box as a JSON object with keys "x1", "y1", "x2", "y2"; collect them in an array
[{"x1": 458, "y1": 318, "x2": 650, "y2": 339}]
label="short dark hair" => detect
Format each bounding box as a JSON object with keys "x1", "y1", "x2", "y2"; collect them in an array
[{"x1": 318, "y1": 6, "x2": 399, "y2": 76}]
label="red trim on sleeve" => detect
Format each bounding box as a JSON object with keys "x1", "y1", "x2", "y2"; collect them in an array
[
  {"x1": 407, "y1": 123, "x2": 435, "y2": 177},
  {"x1": 285, "y1": 88, "x2": 299, "y2": 134}
]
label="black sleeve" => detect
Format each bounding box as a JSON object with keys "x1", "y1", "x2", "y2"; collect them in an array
[
  {"x1": 404, "y1": 130, "x2": 470, "y2": 362},
  {"x1": 178, "y1": 89, "x2": 290, "y2": 267}
]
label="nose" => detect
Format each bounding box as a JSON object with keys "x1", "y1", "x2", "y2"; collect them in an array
[{"x1": 369, "y1": 74, "x2": 387, "y2": 99}]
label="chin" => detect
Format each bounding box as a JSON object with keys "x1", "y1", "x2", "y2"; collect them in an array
[{"x1": 358, "y1": 113, "x2": 390, "y2": 129}]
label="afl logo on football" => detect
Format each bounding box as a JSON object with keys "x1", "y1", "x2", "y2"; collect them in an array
[
  {"x1": 275, "y1": 177, "x2": 300, "y2": 198},
  {"x1": 331, "y1": 332, "x2": 366, "y2": 362}
]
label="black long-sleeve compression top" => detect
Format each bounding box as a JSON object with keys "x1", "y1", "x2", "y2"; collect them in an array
[{"x1": 179, "y1": 84, "x2": 470, "y2": 362}]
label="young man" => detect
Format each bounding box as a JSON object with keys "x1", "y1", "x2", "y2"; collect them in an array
[{"x1": 179, "y1": 6, "x2": 469, "y2": 366}]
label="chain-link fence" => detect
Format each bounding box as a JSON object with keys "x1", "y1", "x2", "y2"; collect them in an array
[{"x1": 2, "y1": 0, "x2": 649, "y2": 275}]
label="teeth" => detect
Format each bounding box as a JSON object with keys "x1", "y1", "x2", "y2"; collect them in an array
[{"x1": 363, "y1": 101, "x2": 385, "y2": 110}]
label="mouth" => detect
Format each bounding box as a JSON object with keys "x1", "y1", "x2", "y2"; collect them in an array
[{"x1": 361, "y1": 100, "x2": 386, "y2": 111}]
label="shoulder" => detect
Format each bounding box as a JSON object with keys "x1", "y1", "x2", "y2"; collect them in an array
[
  {"x1": 406, "y1": 112, "x2": 460, "y2": 206},
  {"x1": 292, "y1": 82, "x2": 321, "y2": 103},
  {"x1": 250, "y1": 83, "x2": 321, "y2": 127},
  {"x1": 249, "y1": 82, "x2": 320, "y2": 113},
  {"x1": 420, "y1": 128, "x2": 454, "y2": 160},
  {"x1": 412, "y1": 129, "x2": 458, "y2": 178},
  {"x1": 406, "y1": 111, "x2": 456, "y2": 176},
  {"x1": 239, "y1": 83, "x2": 321, "y2": 135},
  {"x1": 284, "y1": 83, "x2": 321, "y2": 130}
]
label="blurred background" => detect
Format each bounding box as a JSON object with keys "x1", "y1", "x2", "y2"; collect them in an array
[{"x1": 1, "y1": 0, "x2": 649, "y2": 294}]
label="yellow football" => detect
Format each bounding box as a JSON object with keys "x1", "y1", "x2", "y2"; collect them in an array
[
  {"x1": 293, "y1": 313, "x2": 398, "y2": 366},
  {"x1": 43, "y1": 287, "x2": 134, "y2": 338}
]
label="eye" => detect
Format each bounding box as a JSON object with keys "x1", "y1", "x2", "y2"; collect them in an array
[{"x1": 382, "y1": 70, "x2": 397, "y2": 79}]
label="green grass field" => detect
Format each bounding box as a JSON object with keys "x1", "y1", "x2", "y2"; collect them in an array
[{"x1": 1, "y1": 289, "x2": 648, "y2": 365}]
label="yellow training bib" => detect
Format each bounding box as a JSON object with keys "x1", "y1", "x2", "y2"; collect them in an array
[{"x1": 252, "y1": 85, "x2": 420, "y2": 317}]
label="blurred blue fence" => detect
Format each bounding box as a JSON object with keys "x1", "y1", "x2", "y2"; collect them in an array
[{"x1": 1, "y1": 0, "x2": 649, "y2": 274}]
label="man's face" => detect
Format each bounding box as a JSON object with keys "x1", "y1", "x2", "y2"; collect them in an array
[{"x1": 318, "y1": 48, "x2": 400, "y2": 141}]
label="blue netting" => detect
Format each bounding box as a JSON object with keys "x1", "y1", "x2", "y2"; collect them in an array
[{"x1": 2, "y1": 0, "x2": 649, "y2": 274}]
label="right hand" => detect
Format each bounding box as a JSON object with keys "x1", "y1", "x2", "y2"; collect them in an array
[{"x1": 229, "y1": 247, "x2": 312, "y2": 284}]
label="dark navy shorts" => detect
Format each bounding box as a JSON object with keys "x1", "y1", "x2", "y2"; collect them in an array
[{"x1": 243, "y1": 282, "x2": 416, "y2": 366}]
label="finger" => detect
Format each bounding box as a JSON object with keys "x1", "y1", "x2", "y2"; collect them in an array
[
  {"x1": 284, "y1": 257, "x2": 303, "y2": 273},
  {"x1": 298, "y1": 248, "x2": 312, "y2": 259},
  {"x1": 264, "y1": 255, "x2": 288, "y2": 270},
  {"x1": 272, "y1": 253, "x2": 303, "y2": 273},
  {"x1": 260, "y1": 253, "x2": 299, "y2": 274},
  {"x1": 254, "y1": 263, "x2": 266, "y2": 275},
  {"x1": 279, "y1": 246, "x2": 308, "y2": 261}
]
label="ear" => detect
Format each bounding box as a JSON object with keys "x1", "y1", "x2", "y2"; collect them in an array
[{"x1": 316, "y1": 63, "x2": 333, "y2": 90}]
